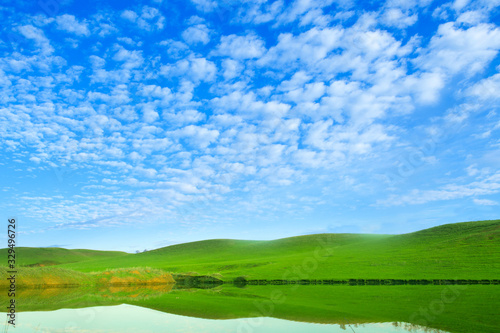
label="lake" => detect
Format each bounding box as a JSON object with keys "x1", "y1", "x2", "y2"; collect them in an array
[{"x1": 2, "y1": 284, "x2": 499, "y2": 333}]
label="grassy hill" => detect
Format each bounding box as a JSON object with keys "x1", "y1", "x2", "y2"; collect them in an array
[
  {"x1": 3, "y1": 219, "x2": 499, "y2": 280},
  {"x1": 0, "y1": 266, "x2": 175, "y2": 288},
  {"x1": 54, "y1": 219, "x2": 500, "y2": 280},
  {"x1": 0, "y1": 247, "x2": 128, "y2": 267}
]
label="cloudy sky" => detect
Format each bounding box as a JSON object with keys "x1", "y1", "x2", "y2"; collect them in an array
[{"x1": 1, "y1": 0, "x2": 499, "y2": 252}]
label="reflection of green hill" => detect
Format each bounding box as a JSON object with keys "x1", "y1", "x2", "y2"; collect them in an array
[
  {"x1": 55, "y1": 219, "x2": 500, "y2": 280},
  {"x1": 4, "y1": 285, "x2": 499, "y2": 333}
]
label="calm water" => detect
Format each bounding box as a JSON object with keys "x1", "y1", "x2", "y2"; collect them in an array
[
  {"x1": 2, "y1": 284, "x2": 498, "y2": 333},
  {"x1": 9, "y1": 304, "x2": 447, "y2": 333}
]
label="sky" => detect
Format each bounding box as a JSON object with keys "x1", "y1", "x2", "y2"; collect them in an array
[{"x1": 0, "y1": 0, "x2": 499, "y2": 252}]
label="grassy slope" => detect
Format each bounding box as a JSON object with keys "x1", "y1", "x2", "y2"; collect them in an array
[
  {"x1": 0, "y1": 247, "x2": 128, "y2": 266},
  {"x1": 0, "y1": 266, "x2": 174, "y2": 288},
  {"x1": 55, "y1": 219, "x2": 500, "y2": 280}
]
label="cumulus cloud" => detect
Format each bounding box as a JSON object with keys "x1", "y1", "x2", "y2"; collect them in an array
[
  {"x1": 121, "y1": 10, "x2": 138, "y2": 22},
  {"x1": 416, "y1": 22, "x2": 500, "y2": 76},
  {"x1": 112, "y1": 46, "x2": 144, "y2": 69},
  {"x1": 258, "y1": 27, "x2": 342, "y2": 67},
  {"x1": 274, "y1": 0, "x2": 336, "y2": 27},
  {"x1": 2, "y1": 0, "x2": 500, "y2": 237},
  {"x1": 142, "y1": 104, "x2": 160, "y2": 123},
  {"x1": 213, "y1": 34, "x2": 266, "y2": 59},
  {"x1": 17, "y1": 25, "x2": 54, "y2": 55},
  {"x1": 160, "y1": 55, "x2": 217, "y2": 83},
  {"x1": 55, "y1": 14, "x2": 90, "y2": 36},
  {"x1": 121, "y1": 6, "x2": 165, "y2": 31},
  {"x1": 190, "y1": 0, "x2": 218, "y2": 12},
  {"x1": 182, "y1": 24, "x2": 211, "y2": 45},
  {"x1": 174, "y1": 125, "x2": 219, "y2": 148},
  {"x1": 467, "y1": 72, "x2": 500, "y2": 100},
  {"x1": 381, "y1": 8, "x2": 418, "y2": 28}
]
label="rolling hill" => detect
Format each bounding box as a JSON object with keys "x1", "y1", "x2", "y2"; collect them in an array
[
  {"x1": 0, "y1": 247, "x2": 128, "y2": 267},
  {"x1": 3, "y1": 219, "x2": 499, "y2": 280}
]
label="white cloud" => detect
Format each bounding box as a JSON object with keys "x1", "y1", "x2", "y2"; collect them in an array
[
  {"x1": 17, "y1": 25, "x2": 54, "y2": 55},
  {"x1": 142, "y1": 104, "x2": 160, "y2": 123},
  {"x1": 416, "y1": 22, "x2": 500, "y2": 76},
  {"x1": 160, "y1": 55, "x2": 217, "y2": 83},
  {"x1": 381, "y1": 8, "x2": 418, "y2": 28},
  {"x1": 89, "y1": 55, "x2": 105, "y2": 68},
  {"x1": 29, "y1": 156, "x2": 41, "y2": 164},
  {"x1": 112, "y1": 46, "x2": 144, "y2": 69},
  {"x1": 275, "y1": 0, "x2": 336, "y2": 26},
  {"x1": 121, "y1": 10, "x2": 138, "y2": 22},
  {"x1": 467, "y1": 72, "x2": 500, "y2": 100},
  {"x1": 3, "y1": 0, "x2": 500, "y2": 237},
  {"x1": 456, "y1": 10, "x2": 487, "y2": 25},
  {"x1": 121, "y1": 6, "x2": 165, "y2": 31},
  {"x1": 259, "y1": 27, "x2": 342, "y2": 67},
  {"x1": 214, "y1": 34, "x2": 266, "y2": 59},
  {"x1": 473, "y1": 198, "x2": 498, "y2": 206},
  {"x1": 117, "y1": 37, "x2": 137, "y2": 46},
  {"x1": 158, "y1": 39, "x2": 190, "y2": 59},
  {"x1": 236, "y1": 0, "x2": 285, "y2": 25},
  {"x1": 221, "y1": 59, "x2": 243, "y2": 80},
  {"x1": 453, "y1": 0, "x2": 471, "y2": 12},
  {"x1": 97, "y1": 23, "x2": 119, "y2": 38},
  {"x1": 284, "y1": 81, "x2": 326, "y2": 103},
  {"x1": 175, "y1": 125, "x2": 219, "y2": 148},
  {"x1": 403, "y1": 72, "x2": 445, "y2": 105},
  {"x1": 138, "y1": 84, "x2": 172, "y2": 103},
  {"x1": 182, "y1": 24, "x2": 211, "y2": 45},
  {"x1": 190, "y1": 0, "x2": 218, "y2": 12},
  {"x1": 211, "y1": 91, "x2": 291, "y2": 120},
  {"x1": 55, "y1": 14, "x2": 90, "y2": 36},
  {"x1": 378, "y1": 172, "x2": 500, "y2": 206},
  {"x1": 129, "y1": 151, "x2": 144, "y2": 162},
  {"x1": 164, "y1": 110, "x2": 206, "y2": 126}
]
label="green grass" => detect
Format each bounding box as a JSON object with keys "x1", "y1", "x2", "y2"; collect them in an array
[
  {"x1": 0, "y1": 266, "x2": 174, "y2": 288},
  {"x1": 3, "y1": 219, "x2": 499, "y2": 280},
  {"x1": 0, "y1": 247, "x2": 128, "y2": 267},
  {"x1": 56, "y1": 219, "x2": 500, "y2": 280}
]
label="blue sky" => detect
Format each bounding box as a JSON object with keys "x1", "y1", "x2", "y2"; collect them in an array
[{"x1": 1, "y1": 0, "x2": 499, "y2": 252}]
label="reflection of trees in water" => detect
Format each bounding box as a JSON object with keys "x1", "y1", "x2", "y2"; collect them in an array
[
  {"x1": 391, "y1": 321, "x2": 449, "y2": 333},
  {"x1": 338, "y1": 321, "x2": 450, "y2": 332},
  {"x1": 339, "y1": 318, "x2": 357, "y2": 332}
]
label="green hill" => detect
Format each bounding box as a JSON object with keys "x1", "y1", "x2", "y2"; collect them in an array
[
  {"x1": 55, "y1": 219, "x2": 500, "y2": 280},
  {"x1": 0, "y1": 247, "x2": 128, "y2": 267},
  {"x1": 4, "y1": 219, "x2": 499, "y2": 280}
]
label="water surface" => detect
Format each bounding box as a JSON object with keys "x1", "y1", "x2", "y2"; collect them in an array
[
  {"x1": 11, "y1": 304, "x2": 448, "y2": 333},
  {"x1": 2, "y1": 284, "x2": 498, "y2": 333}
]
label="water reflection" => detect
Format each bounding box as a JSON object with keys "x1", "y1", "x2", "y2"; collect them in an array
[
  {"x1": 10, "y1": 304, "x2": 450, "y2": 333},
  {"x1": 2, "y1": 284, "x2": 498, "y2": 333}
]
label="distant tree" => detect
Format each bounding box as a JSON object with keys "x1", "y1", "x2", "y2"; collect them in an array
[{"x1": 135, "y1": 250, "x2": 140, "y2": 254}]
